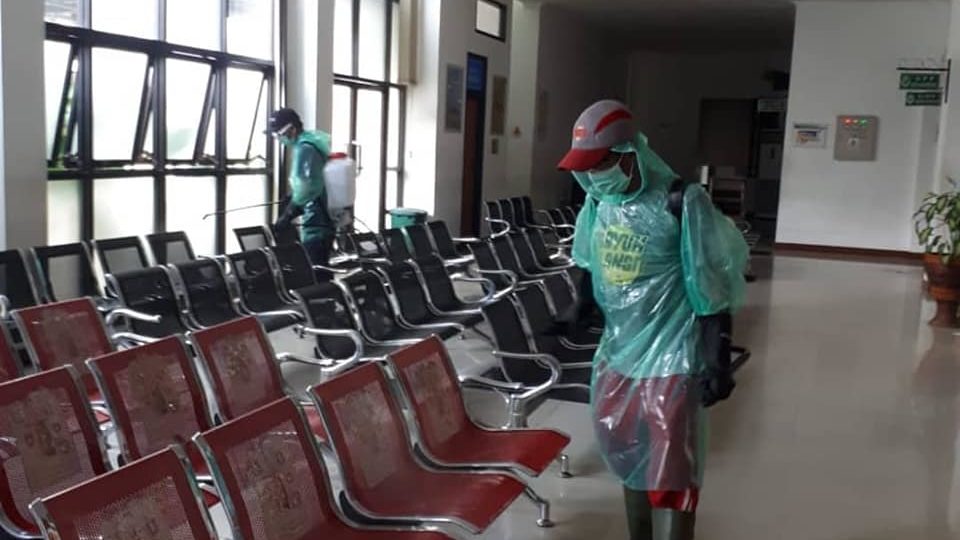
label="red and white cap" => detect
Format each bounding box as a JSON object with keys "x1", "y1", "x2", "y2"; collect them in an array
[{"x1": 557, "y1": 100, "x2": 635, "y2": 172}]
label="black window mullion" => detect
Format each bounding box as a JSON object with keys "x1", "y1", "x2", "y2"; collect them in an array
[
  {"x1": 215, "y1": 61, "x2": 228, "y2": 254},
  {"x1": 351, "y1": 0, "x2": 360, "y2": 78},
  {"x1": 155, "y1": 49, "x2": 168, "y2": 234}
]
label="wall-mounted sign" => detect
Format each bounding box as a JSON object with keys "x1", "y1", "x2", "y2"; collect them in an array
[
  {"x1": 792, "y1": 123, "x2": 828, "y2": 149},
  {"x1": 905, "y1": 91, "x2": 943, "y2": 107},
  {"x1": 444, "y1": 64, "x2": 465, "y2": 133},
  {"x1": 899, "y1": 72, "x2": 943, "y2": 90}
]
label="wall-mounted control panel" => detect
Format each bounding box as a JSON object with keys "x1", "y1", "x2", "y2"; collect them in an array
[{"x1": 834, "y1": 115, "x2": 879, "y2": 161}]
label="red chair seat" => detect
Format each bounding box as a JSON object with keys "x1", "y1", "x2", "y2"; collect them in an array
[
  {"x1": 434, "y1": 426, "x2": 570, "y2": 476},
  {"x1": 363, "y1": 469, "x2": 525, "y2": 531}
]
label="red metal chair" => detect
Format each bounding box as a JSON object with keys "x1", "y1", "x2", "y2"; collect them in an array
[
  {"x1": 13, "y1": 298, "x2": 114, "y2": 398},
  {"x1": 29, "y1": 446, "x2": 218, "y2": 540},
  {"x1": 194, "y1": 398, "x2": 454, "y2": 540},
  {"x1": 191, "y1": 316, "x2": 342, "y2": 438},
  {"x1": 85, "y1": 336, "x2": 213, "y2": 468},
  {"x1": 389, "y1": 337, "x2": 572, "y2": 478},
  {"x1": 309, "y1": 363, "x2": 535, "y2": 534},
  {"x1": 0, "y1": 323, "x2": 19, "y2": 383},
  {"x1": 0, "y1": 367, "x2": 108, "y2": 538}
]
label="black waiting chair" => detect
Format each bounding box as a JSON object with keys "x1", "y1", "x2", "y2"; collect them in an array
[
  {"x1": 427, "y1": 221, "x2": 475, "y2": 266},
  {"x1": 107, "y1": 267, "x2": 191, "y2": 338},
  {"x1": 482, "y1": 296, "x2": 591, "y2": 404},
  {"x1": 515, "y1": 283, "x2": 600, "y2": 350},
  {"x1": 381, "y1": 228, "x2": 416, "y2": 263},
  {"x1": 404, "y1": 224, "x2": 438, "y2": 259},
  {"x1": 146, "y1": 231, "x2": 196, "y2": 265},
  {"x1": 267, "y1": 242, "x2": 330, "y2": 294},
  {"x1": 561, "y1": 207, "x2": 578, "y2": 225},
  {"x1": 491, "y1": 235, "x2": 571, "y2": 287},
  {"x1": 292, "y1": 281, "x2": 393, "y2": 360},
  {"x1": 0, "y1": 249, "x2": 42, "y2": 311},
  {"x1": 412, "y1": 255, "x2": 503, "y2": 315},
  {"x1": 234, "y1": 226, "x2": 274, "y2": 252},
  {"x1": 225, "y1": 250, "x2": 304, "y2": 325},
  {"x1": 91, "y1": 236, "x2": 151, "y2": 282},
  {"x1": 484, "y1": 201, "x2": 511, "y2": 238},
  {"x1": 499, "y1": 199, "x2": 518, "y2": 229},
  {"x1": 31, "y1": 243, "x2": 101, "y2": 303},
  {"x1": 377, "y1": 261, "x2": 483, "y2": 332},
  {"x1": 468, "y1": 241, "x2": 518, "y2": 295},
  {"x1": 342, "y1": 270, "x2": 458, "y2": 343}
]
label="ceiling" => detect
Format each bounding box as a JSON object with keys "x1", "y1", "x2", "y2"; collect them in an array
[{"x1": 530, "y1": 0, "x2": 799, "y2": 51}]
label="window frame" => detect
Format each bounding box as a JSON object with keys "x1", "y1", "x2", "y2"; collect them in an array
[
  {"x1": 44, "y1": 0, "x2": 278, "y2": 254},
  {"x1": 475, "y1": 0, "x2": 507, "y2": 42}
]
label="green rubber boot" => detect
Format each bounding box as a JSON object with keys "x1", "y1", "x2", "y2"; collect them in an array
[
  {"x1": 623, "y1": 488, "x2": 653, "y2": 540},
  {"x1": 653, "y1": 509, "x2": 696, "y2": 540}
]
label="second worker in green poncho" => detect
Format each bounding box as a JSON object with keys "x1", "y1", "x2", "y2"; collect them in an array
[{"x1": 558, "y1": 100, "x2": 749, "y2": 540}]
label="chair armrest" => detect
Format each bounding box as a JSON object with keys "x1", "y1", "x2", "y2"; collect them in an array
[
  {"x1": 0, "y1": 295, "x2": 9, "y2": 320},
  {"x1": 111, "y1": 332, "x2": 161, "y2": 347},
  {"x1": 452, "y1": 235, "x2": 483, "y2": 244},
  {"x1": 452, "y1": 275, "x2": 496, "y2": 304},
  {"x1": 560, "y1": 361, "x2": 593, "y2": 370},
  {"x1": 313, "y1": 264, "x2": 353, "y2": 275},
  {"x1": 459, "y1": 374, "x2": 525, "y2": 393},
  {"x1": 491, "y1": 350, "x2": 562, "y2": 402},
  {"x1": 276, "y1": 352, "x2": 337, "y2": 368},
  {"x1": 254, "y1": 309, "x2": 305, "y2": 321},
  {"x1": 558, "y1": 337, "x2": 598, "y2": 351},
  {"x1": 105, "y1": 308, "x2": 162, "y2": 327}
]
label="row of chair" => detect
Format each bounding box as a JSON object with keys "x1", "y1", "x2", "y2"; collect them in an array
[{"x1": 2, "y1": 317, "x2": 572, "y2": 539}]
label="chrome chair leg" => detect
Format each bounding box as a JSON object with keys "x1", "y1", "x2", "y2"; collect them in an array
[
  {"x1": 558, "y1": 453, "x2": 573, "y2": 478},
  {"x1": 523, "y1": 485, "x2": 554, "y2": 528}
]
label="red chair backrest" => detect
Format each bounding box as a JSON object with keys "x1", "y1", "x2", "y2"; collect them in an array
[
  {"x1": 310, "y1": 363, "x2": 416, "y2": 503},
  {"x1": 389, "y1": 337, "x2": 470, "y2": 451},
  {"x1": 191, "y1": 317, "x2": 286, "y2": 421},
  {"x1": 13, "y1": 298, "x2": 113, "y2": 393},
  {"x1": 196, "y1": 398, "x2": 340, "y2": 539},
  {"x1": 31, "y1": 447, "x2": 217, "y2": 540},
  {"x1": 0, "y1": 367, "x2": 106, "y2": 536},
  {"x1": 87, "y1": 336, "x2": 212, "y2": 461},
  {"x1": 0, "y1": 325, "x2": 19, "y2": 383}
]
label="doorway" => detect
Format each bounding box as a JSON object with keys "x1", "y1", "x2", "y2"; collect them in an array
[{"x1": 460, "y1": 54, "x2": 487, "y2": 236}]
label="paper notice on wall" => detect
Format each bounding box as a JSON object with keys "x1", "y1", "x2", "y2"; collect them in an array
[{"x1": 792, "y1": 123, "x2": 829, "y2": 149}]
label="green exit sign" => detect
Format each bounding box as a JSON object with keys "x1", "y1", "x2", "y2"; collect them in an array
[
  {"x1": 906, "y1": 91, "x2": 943, "y2": 106},
  {"x1": 900, "y1": 72, "x2": 943, "y2": 90}
]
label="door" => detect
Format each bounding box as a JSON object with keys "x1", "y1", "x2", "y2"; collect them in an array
[
  {"x1": 698, "y1": 99, "x2": 755, "y2": 177},
  {"x1": 460, "y1": 54, "x2": 487, "y2": 236}
]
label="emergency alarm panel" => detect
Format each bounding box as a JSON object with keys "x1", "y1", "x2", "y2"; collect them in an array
[{"x1": 834, "y1": 115, "x2": 879, "y2": 161}]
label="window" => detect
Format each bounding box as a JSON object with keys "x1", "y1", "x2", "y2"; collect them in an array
[
  {"x1": 43, "y1": 0, "x2": 277, "y2": 253},
  {"x1": 476, "y1": 0, "x2": 506, "y2": 41}
]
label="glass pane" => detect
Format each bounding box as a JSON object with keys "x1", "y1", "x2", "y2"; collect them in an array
[
  {"x1": 167, "y1": 0, "x2": 220, "y2": 50},
  {"x1": 47, "y1": 180, "x2": 82, "y2": 245},
  {"x1": 45, "y1": 0, "x2": 81, "y2": 26},
  {"x1": 334, "y1": 0, "x2": 354, "y2": 76},
  {"x1": 390, "y1": 1, "x2": 400, "y2": 83},
  {"x1": 331, "y1": 85, "x2": 352, "y2": 154},
  {"x1": 248, "y1": 84, "x2": 268, "y2": 162},
  {"x1": 93, "y1": 177, "x2": 155, "y2": 238},
  {"x1": 92, "y1": 0, "x2": 158, "y2": 39},
  {"x1": 227, "y1": 68, "x2": 264, "y2": 159},
  {"x1": 166, "y1": 176, "x2": 216, "y2": 256},
  {"x1": 476, "y1": 0, "x2": 504, "y2": 38},
  {"x1": 388, "y1": 87, "x2": 400, "y2": 169},
  {"x1": 355, "y1": 90, "x2": 383, "y2": 230},
  {"x1": 225, "y1": 175, "x2": 268, "y2": 253},
  {"x1": 92, "y1": 48, "x2": 148, "y2": 161},
  {"x1": 386, "y1": 170, "x2": 398, "y2": 212},
  {"x1": 203, "y1": 113, "x2": 216, "y2": 161},
  {"x1": 227, "y1": 0, "x2": 273, "y2": 60},
  {"x1": 167, "y1": 60, "x2": 210, "y2": 160},
  {"x1": 358, "y1": 0, "x2": 387, "y2": 81},
  {"x1": 44, "y1": 41, "x2": 72, "y2": 157}
]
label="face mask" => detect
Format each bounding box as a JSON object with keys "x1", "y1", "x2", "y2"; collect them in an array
[{"x1": 587, "y1": 153, "x2": 633, "y2": 196}]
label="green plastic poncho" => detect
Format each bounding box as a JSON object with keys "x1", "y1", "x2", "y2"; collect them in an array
[
  {"x1": 572, "y1": 132, "x2": 748, "y2": 492},
  {"x1": 287, "y1": 130, "x2": 335, "y2": 242}
]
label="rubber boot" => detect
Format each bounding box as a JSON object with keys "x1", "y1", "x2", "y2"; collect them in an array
[
  {"x1": 623, "y1": 487, "x2": 653, "y2": 540},
  {"x1": 653, "y1": 509, "x2": 696, "y2": 540}
]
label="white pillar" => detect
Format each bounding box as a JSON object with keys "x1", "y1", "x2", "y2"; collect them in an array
[
  {"x1": 286, "y1": 0, "x2": 335, "y2": 132},
  {"x1": 0, "y1": 0, "x2": 47, "y2": 249},
  {"x1": 933, "y1": 0, "x2": 960, "y2": 192},
  {"x1": 504, "y1": 1, "x2": 541, "y2": 205}
]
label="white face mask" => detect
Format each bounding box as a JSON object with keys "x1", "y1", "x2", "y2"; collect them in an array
[{"x1": 586, "y1": 153, "x2": 635, "y2": 196}]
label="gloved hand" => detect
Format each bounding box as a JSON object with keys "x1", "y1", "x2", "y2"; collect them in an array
[{"x1": 699, "y1": 312, "x2": 736, "y2": 407}]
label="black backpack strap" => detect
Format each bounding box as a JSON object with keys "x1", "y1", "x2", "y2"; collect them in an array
[{"x1": 667, "y1": 178, "x2": 692, "y2": 222}]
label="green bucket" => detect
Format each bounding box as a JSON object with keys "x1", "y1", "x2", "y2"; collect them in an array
[{"x1": 388, "y1": 208, "x2": 428, "y2": 229}]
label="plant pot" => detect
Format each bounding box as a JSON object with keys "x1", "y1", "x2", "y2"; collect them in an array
[{"x1": 923, "y1": 254, "x2": 960, "y2": 327}]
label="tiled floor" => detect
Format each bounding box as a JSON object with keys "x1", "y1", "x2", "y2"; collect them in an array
[{"x1": 266, "y1": 255, "x2": 960, "y2": 540}]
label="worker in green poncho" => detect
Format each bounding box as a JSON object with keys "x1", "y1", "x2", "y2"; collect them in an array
[
  {"x1": 267, "y1": 108, "x2": 336, "y2": 265},
  {"x1": 557, "y1": 100, "x2": 748, "y2": 540}
]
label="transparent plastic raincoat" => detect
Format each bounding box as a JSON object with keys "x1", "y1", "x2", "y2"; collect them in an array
[
  {"x1": 286, "y1": 130, "x2": 335, "y2": 242},
  {"x1": 572, "y1": 132, "x2": 748, "y2": 491}
]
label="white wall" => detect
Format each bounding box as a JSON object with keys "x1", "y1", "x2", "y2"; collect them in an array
[
  {"x1": 626, "y1": 49, "x2": 791, "y2": 181},
  {"x1": 403, "y1": 0, "x2": 512, "y2": 233},
  {"x1": 286, "y1": 0, "x2": 335, "y2": 132},
  {"x1": 779, "y1": 1, "x2": 949, "y2": 251},
  {"x1": 0, "y1": 0, "x2": 47, "y2": 249},
  {"x1": 504, "y1": 1, "x2": 540, "y2": 201}
]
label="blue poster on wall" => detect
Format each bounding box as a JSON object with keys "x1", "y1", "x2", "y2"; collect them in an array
[{"x1": 467, "y1": 56, "x2": 486, "y2": 93}]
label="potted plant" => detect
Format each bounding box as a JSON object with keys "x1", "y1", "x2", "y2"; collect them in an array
[{"x1": 915, "y1": 179, "x2": 960, "y2": 327}]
